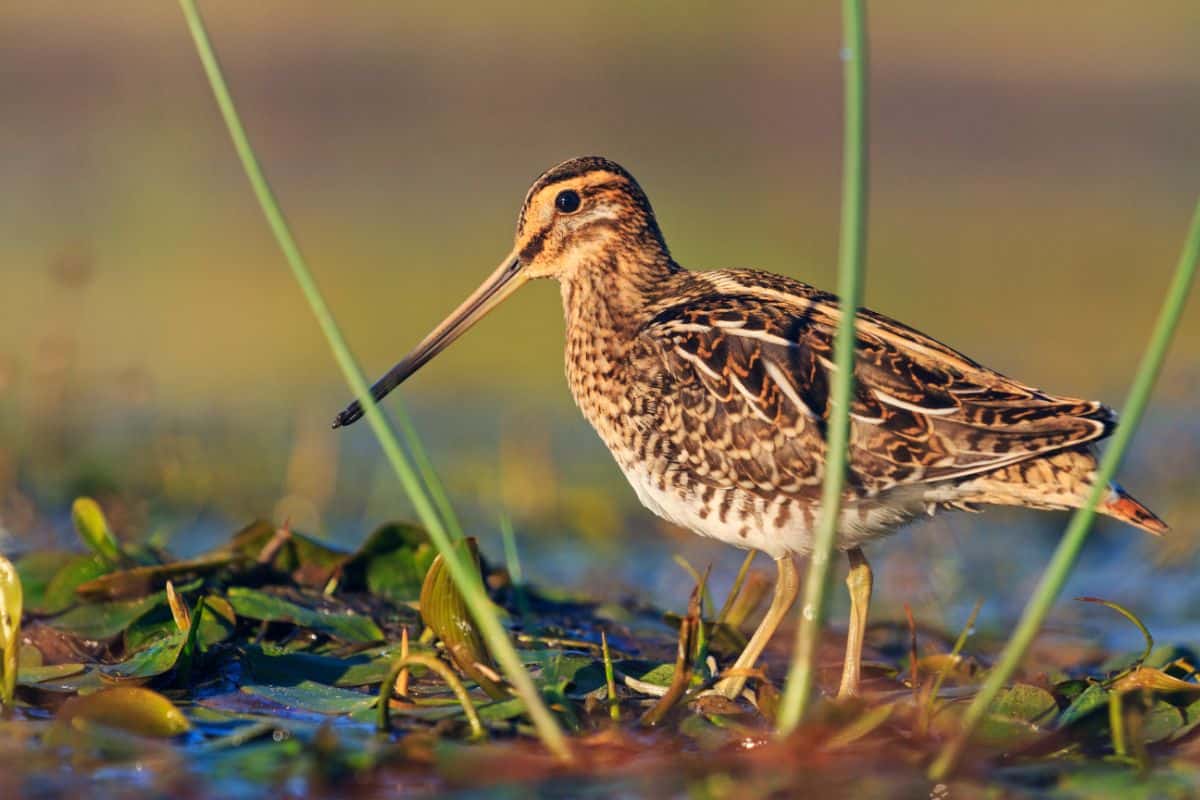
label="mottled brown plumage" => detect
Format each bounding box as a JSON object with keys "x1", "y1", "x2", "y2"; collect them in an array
[{"x1": 335, "y1": 156, "x2": 1166, "y2": 698}]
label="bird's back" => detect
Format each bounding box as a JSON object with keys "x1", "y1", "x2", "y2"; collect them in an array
[{"x1": 561, "y1": 266, "x2": 1168, "y2": 553}]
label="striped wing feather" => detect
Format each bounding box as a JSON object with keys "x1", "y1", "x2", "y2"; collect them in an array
[{"x1": 636, "y1": 278, "x2": 1114, "y2": 499}]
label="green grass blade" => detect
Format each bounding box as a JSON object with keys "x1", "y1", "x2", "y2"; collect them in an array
[
  {"x1": 393, "y1": 406, "x2": 466, "y2": 543},
  {"x1": 175, "y1": 0, "x2": 570, "y2": 762},
  {"x1": 777, "y1": 0, "x2": 870, "y2": 734},
  {"x1": 930, "y1": 196, "x2": 1200, "y2": 779}
]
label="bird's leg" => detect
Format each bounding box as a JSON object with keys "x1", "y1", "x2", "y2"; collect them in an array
[
  {"x1": 837, "y1": 547, "x2": 873, "y2": 699},
  {"x1": 714, "y1": 554, "x2": 799, "y2": 699}
]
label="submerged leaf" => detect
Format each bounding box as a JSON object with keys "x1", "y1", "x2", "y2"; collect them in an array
[
  {"x1": 56, "y1": 686, "x2": 191, "y2": 736},
  {"x1": 71, "y1": 497, "x2": 123, "y2": 565}
]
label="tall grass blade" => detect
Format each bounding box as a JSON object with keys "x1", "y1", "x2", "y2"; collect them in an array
[
  {"x1": 175, "y1": 0, "x2": 570, "y2": 761},
  {"x1": 393, "y1": 406, "x2": 465, "y2": 543},
  {"x1": 777, "y1": 0, "x2": 870, "y2": 734},
  {"x1": 930, "y1": 196, "x2": 1200, "y2": 779}
]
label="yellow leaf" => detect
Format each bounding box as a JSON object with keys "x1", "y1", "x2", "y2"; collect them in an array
[{"x1": 56, "y1": 687, "x2": 191, "y2": 737}]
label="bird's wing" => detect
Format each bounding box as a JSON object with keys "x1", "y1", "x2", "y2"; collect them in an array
[{"x1": 635, "y1": 282, "x2": 1114, "y2": 499}]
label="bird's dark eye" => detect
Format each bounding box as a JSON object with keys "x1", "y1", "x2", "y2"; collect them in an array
[{"x1": 554, "y1": 189, "x2": 582, "y2": 214}]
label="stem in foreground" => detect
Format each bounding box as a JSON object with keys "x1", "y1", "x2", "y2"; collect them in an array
[
  {"x1": 175, "y1": 0, "x2": 570, "y2": 761},
  {"x1": 777, "y1": 0, "x2": 870, "y2": 735},
  {"x1": 930, "y1": 196, "x2": 1200, "y2": 779}
]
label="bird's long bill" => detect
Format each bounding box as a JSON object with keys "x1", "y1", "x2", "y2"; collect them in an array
[{"x1": 332, "y1": 248, "x2": 527, "y2": 428}]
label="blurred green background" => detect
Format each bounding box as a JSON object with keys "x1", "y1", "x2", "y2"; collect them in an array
[{"x1": 2, "y1": 3, "x2": 1198, "y2": 637}]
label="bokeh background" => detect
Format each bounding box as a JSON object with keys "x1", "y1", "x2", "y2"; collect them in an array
[{"x1": 3, "y1": 3, "x2": 1198, "y2": 647}]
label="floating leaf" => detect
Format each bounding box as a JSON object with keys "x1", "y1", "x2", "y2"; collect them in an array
[
  {"x1": 241, "y1": 681, "x2": 377, "y2": 715},
  {"x1": 17, "y1": 662, "x2": 86, "y2": 685},
  {"x1": 242, "y1": 645, "x2": 404, "y2": 688},
  {"x1": 419, "y1": 538, "x2": 504, "y2": 699},
  {"x1": 226, "y1": 587, "x2": 383, "y2": 643},
  {"x1": 1, "y1": 554, "x2": 22, "y2": 708},
  {"x1": 71, "y1": 497, "x2": 123, "y2": 565},
  {"x1": 56, "y1": 686, "x2": 191, "y2": 737}
]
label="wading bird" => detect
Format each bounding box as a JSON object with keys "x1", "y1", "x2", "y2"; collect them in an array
[{"x1": 334, "y1": 157, "x2": 1166, "y2": 700}]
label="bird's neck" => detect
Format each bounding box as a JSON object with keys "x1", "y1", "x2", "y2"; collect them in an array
[
  {"x1": 560, "y1": 250, "x2": 681, "y2": 337},
  {"x1": 560, "y1": 251, "x2": 681, "y2": 430}
]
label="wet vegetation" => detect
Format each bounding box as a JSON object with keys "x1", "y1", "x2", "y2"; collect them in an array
[
  {"x1": 3, "y1": 3, "x2": 1198, "y2": 798},
  {"x1": 6, "y1": 500, "x2": 1200, "y2": 796}
]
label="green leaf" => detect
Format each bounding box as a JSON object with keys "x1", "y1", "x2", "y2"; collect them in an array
[
  {"x1": 100, "y1": 631, "x2": 187, "y2": 681},
  {"x1": 1142, "y1": 700, "x2": 1185, "y2": 744},
  {"x1": 36, "y1": 554, "x2": 111, "y2": 615},
  {"x1": 341, "y1": 523, "x2": 434, "y2": 604},
  {"x1": 17, "y1": 662, "x2": 86, "y2": 685},
  {"x1": 240, "y1": 681, "x2": 378, "y2": 715},
  {"x1": 71, "y1": 497, "x2": 123, "y2": 565},
  {"x1": 13, "y1": 551, "x2": 74, "y2": 612},
  {"x1": 988, "y1": 683, "x2": 1058, "y2": 724},
  {"x1": 124, "y1": 596, "x2": 235, "y2": 654},
  {"x1": 226, "y1": 587, "x2": 383, "y2": 643},
  {"x1": 1058, "y1": 683, "x2": 1110, "y2": 729},
  {"x1": 48, "y1": 593, "x2": 167, "y2": 640},
  {"x1": 56, "y1": 686, "x2": 191, "y2": 736},
  {"x1": 243, "y1": 645, "x2": 404, "y2": 688}
]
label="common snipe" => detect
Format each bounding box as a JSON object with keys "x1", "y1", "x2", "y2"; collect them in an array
[{"x1": 335, "y1": 156, "x2": 1166, "y2": 700}]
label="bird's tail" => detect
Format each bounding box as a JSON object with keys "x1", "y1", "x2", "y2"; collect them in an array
[{"x1": 1102, "y1": 482, "x2": 1168, "y2": 535}]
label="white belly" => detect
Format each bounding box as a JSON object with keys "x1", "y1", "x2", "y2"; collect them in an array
[{"x1": 616, "y1": 459, "x2": 927, "y2": 558}]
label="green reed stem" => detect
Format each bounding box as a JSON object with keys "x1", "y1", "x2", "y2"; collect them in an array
[
  {"x1": 777, "y1": 0, "x2": 869, "y2": 735},
  {"x1": 393, "y1": 407, "x2": 465, "y2": 543},
  {"x1": 176, "y1": 0, "x2": 571, "y2": 762},
  {"x1": 930, "y1": 196, "x2": 1200, "y2": 780}
]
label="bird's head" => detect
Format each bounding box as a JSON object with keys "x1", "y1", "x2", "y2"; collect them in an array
[{"x1": 332, "y1": 156, "x2": 668, "y2": 428}]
